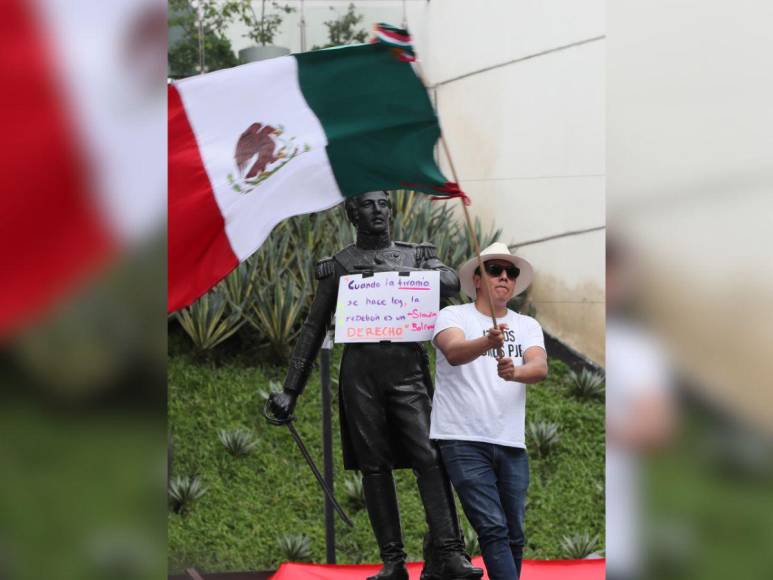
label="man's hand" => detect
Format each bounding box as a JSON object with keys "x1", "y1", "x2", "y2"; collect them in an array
[
  {"x1": 497, "y1": 347, "x2": 549, "y2": 384},
  {"x1": 267, "y1": 390, "x2": 297, "y2": 423},
  {"x1": 435, "y1": 323, "x2": 510, "y2": 366},
  {"x1": 485, "y1": 324, "x2": 508, "y2": 351},
  {"x1": 497, "y1": 357, "x2": 517, "y2": 381}
]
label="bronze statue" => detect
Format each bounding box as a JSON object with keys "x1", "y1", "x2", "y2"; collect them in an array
[{"x1": 268, "y1": 191, "x2": 482, "y2": 580}]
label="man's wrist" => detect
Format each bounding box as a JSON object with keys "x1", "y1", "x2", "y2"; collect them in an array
[{"x1": 481, "y1": 336, "x2": 497, "y2": 355}]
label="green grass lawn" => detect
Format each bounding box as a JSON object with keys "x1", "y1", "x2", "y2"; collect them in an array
[{"x1": 168, "y1": 332, "x2": 604, "y2": 572}]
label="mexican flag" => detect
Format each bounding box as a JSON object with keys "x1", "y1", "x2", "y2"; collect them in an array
[{"x1": 169, "y1": 40, "x2": 459, "y2": 313}]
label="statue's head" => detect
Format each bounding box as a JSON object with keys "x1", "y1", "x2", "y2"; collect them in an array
[{"x1": 345, "y1": 191, "x2": 392, "y2": 236}]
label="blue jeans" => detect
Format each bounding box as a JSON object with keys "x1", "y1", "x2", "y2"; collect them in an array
[{"x1": 438, "y1": 440, "x2": 529, "y2": 580}]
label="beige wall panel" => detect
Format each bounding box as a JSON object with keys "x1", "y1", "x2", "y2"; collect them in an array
[
  {"x1": 411, "y1": 0, "x2": 605, "y2": 85},
  {"x1": 519, "y1": 230, "x2": 606, "y2": 364},
  {"x1": 451, "y1": 176, "x2": 604, "y2": 250},
  {"x1": 435, "y1": 39, "x2": 605, "y2": 182}
]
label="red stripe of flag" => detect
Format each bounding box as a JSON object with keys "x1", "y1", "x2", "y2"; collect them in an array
[
  {"x1": 0, "y1": 0, "x2": 114, "y2": 339},
  {"x1": 375, "y1": 25, "x2": 411, "y2": 44},
  {"x1": 167, "y1": 84, "x2": 238, "y2": 313}
]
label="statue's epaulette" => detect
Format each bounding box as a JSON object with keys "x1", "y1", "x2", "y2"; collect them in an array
[
  {"x1": 335, "y1": 243, "x2": 356, "y2": 256},
  {"x1": 315, "y1": 257, "x2": 335, "y2": 280},
  {"x1": 416, "y1": 242, "x2": 438, "y2": 262}
]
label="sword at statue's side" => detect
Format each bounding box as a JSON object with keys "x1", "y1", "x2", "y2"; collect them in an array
[{"x1": 263, "y1": 400, "x2": 354, "y2": 528}]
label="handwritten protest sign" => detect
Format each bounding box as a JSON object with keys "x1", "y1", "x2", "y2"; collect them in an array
[{"x1": 335, "y1": 271, "x2": 440, "y2": 343}]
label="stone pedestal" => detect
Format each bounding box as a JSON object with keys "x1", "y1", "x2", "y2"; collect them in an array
[{"x1": 238, "y1": 45, "x2": 291, "y2": 64}]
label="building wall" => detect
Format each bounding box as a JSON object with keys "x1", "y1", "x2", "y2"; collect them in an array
[{"x1": 409, "y1": 0, "x2": 606, "y2": 365}]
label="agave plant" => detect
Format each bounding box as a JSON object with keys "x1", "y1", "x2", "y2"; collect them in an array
[
  {"x1": 447, "y1": 214, "x2": 502, "y2": 269},
  {"x1": 244, "y1": 274, "x2": 308, "y2": 358},
  {"x1": 281, "y1": 213, "x2": 329, "y2": 291},
  {"x1": 566, "y1": 368, "x2": 605, "y2": 400},
  {"x1": 390, "y1": 189, "x2": 438, "y2": 243},
  {"x1": 221, "y1": 257, "x2": 259, "y2": 317},
  {"x1": 342, "y1": 473, "x2": 366, "y2": 512},
  {"x1": 462, "y1": 520, "x2": 481, "y2": 556},
  {"x1": 248, "y1": 225, "x2": 296, "y2": 291},
  {"x1": 277, "y1": 533, "x2": 312, "y2": 562},
  {"x1": 527, "y1": 421, "x2": 561, "y2": 459},
  {"x1": 218, "y1": 428, "x2": 258, "y2": 458},
  {"x1": 175, "y1": 288, "x2": 244, "y2": 352},
  {"x1": 168, "y1": 475, "x2": 207, "y2": 514},
  {"x1": 560, "y1": 532, "x2": 600, "y2": 559}
]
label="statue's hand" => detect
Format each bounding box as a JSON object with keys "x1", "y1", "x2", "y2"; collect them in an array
[{"x1": 267, "y1": 390, "x2": 297, "y2": 424}]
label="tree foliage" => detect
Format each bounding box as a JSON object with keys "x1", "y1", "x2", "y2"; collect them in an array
[
  {"x1": 168, "y1": 0, "x2": 240, "y2": 78},
  {"x1": 237, "y1": 0, "x2": 296, "y2": 46},
  {"x1": 168, "y1": 0, "x2": 296, "y2": 76},
  {"x1": 313, "y1": 3, "x2": 369, "y2": 50}
]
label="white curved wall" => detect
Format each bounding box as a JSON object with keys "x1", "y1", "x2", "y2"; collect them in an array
[{"x1": 411, "y1": 0, "x2": 606, "y2": 364}]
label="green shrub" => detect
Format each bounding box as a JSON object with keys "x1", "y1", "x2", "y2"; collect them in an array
[
  {"x1": 168, "y1": 356, "x2": 604, "y2": 566},
  {"x1": 462, "y1": 520, "x2": 481, "y2": 556},
  {"x1": 244, "y1": 275, "x2": 308, "y2": 359},
  {"x1": 218, "y1": 428, "x2": 258, "y2": 458},
  {"x1": 527, "y1": 421, "x2": 561, "y2": 459},
  {"x1": 221, "y1": 257, "x2": 258, "y2": 317},
  {"x1": 342, "y1": 473, "x2": 366, "y2": 512},
  {"x1": 566, "y1": 369, "x2": 605, "y2": 401},
  {"x1": 277, "y1": 533, "x2": 312, "y2": 563},
  {"x1": 174, "y1": 289, "x2": 244, "y2": 352},
  {"x1": 559, "y1": 532, "x2": 600, "y2": 559},
  {"x1": 168, "y1": 475, "x2": 207, "y2": 514}
]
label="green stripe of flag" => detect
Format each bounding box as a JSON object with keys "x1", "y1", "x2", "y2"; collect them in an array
[{"x1": 295, "y1": 43, "x2": 446, "y2": 197}]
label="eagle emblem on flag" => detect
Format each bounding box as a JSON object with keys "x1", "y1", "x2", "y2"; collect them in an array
[{"x1": 227, "y1": 122, "x2": 309, "y2": 195}]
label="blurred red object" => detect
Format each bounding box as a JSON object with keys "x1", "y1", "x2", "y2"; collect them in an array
[
  {"x1": 271, "y1": 558, "x2": 605, "y2": 579},
  {"x1": 0, "y1": 0, "x2": 115, "y2": 340}
]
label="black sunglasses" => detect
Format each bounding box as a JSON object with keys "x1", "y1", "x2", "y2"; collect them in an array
[{"x1": 478, "y1": 262, "x2": 520, "y2": 279}]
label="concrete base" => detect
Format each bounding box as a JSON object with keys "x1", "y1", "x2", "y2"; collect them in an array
[{"x1": 239, "y1": 45, "x2": 291, "y2": 64}]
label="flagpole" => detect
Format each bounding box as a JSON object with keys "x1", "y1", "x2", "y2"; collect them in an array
[
  {"x1": 299, "y1": 0, "x2": 307, "y2": 52},
  {"x1": 438, "y1": 136, "x2": 503, "y2": 340},
  {"x1": 412, "y1": 60, "x2": 503, "y2": 347}
]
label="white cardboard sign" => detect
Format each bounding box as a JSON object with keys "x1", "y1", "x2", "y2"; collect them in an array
[{"x1": 334, "y1": 271, "x2": 440, "y2": 343}]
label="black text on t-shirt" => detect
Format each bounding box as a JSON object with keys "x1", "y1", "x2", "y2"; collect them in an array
[{"x1": 481, "y1": 330, "x2": 523, "y2": 359}]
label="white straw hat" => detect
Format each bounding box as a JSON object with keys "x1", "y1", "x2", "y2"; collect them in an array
[{"x1": 458, "y1": 242, "x2": 534, "y2": 299}]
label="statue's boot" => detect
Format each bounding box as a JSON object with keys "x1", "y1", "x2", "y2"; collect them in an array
[
  {"x1": 363, "y1": 472, "x2": 408, "y2": 580},
  {"x1": 417, "y1": 465, "x2": 483, "y2": 580},
  {"x1": 420, "y1": 532, "x2": 437, "y2": 580}
]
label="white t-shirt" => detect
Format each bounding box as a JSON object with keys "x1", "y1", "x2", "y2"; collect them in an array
[
  {"x1": 430, "y1": 303, "x2": 545, "y2": 448},
  {"x1": 605, "y1": 318, "x2": 671, "y2": 575}
]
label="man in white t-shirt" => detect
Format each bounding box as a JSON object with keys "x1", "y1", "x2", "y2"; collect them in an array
[
  {"x1": 605, "y1": 236, "x2": 674, "y2": 580},
  {"x1": 431, "y1": 242, "x2": 548, "y2": 580}
]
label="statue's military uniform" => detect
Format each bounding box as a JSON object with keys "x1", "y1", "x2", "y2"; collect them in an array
[{"x1": 283, "y1": 241, "x2": 458, "y2": 471}]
